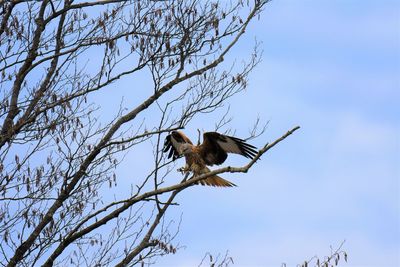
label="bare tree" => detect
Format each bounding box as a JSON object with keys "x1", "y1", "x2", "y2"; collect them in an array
[
  {"x1": 0, "y1": 0, "x2": 304, "y2": 266},
  {"x1": 199, "y1": 241, "x2": 348, "y2": 267}
]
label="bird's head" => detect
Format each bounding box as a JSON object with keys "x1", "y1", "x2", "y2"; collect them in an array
[{"x1": 171, "y1": 131, "x2": 193, "y2": 144}]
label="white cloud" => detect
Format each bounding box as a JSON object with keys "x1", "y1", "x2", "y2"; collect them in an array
[
  {"x1": 329, "y1": 110, "x2": 399, "y2": 155},
  {"x1": 228, "y1": 232, "x2": 400, "y2": 267},
  {"x1": 257, "y1": 1, "x2": 400, "y2": 50}
]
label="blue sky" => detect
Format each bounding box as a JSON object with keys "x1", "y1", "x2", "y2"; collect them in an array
[
  {"x1": 148, "y1": 1, "x2": 400, "y2": 266},
  {"x1": 2, "y1": 1, "x2": 398, "y2": 266},
  {"x1": 83, "y1": 1, "x2": 399, "y2": 266}
]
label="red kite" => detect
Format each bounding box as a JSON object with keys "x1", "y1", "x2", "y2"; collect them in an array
[{"x1": 163, "y1": 131, "x2": 258, "y2": 187}]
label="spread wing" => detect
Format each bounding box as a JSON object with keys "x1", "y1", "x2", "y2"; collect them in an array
[
  {"x1": 199, "y1": 132, "x2": 258, "y2": 166},
  {"x1": 163, "y1": 131, "x2": 193, "y2": 160}
]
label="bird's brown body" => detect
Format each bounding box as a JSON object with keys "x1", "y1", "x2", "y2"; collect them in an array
[
  {"x1": 164, "y1": 131, "x2": 257, "y2": 187},
  {"x1": 183, "y1": 146, "x2": 235, "y2": 187},
  {"x1": 184, "y1": 147, "x2": 205, "y2": 174}
]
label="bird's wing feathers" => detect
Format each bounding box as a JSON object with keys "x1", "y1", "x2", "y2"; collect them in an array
[
  {"x1": 163, "y1": 131, "x2": 193, "y2": 160},
  {"x1": 163, "y1": 135, "x2": 179, "y2": 160},
  {"x1": 199, "y1": 132, "x2": 258, "y2": 166},
  {"x1": 199, "y1": 132, "x2": 228, "y2": 165},
  {"x1": 164, "y1": 131, "x2": 258, "y2": 165}
]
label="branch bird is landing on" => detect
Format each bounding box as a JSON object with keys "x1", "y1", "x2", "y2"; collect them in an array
[{"x1": 163, "y1": 131, "x2": 258, "y2": 187}]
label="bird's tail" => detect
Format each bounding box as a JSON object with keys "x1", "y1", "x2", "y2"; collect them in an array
[
  {"x1": 191, "y1": 166, "x2": 236, "y2": 187},
  {"x1": 193, "y1": 166, "x2": 235, "y2": 187},
  {"x1": 196, "y1": 174, "x2": 236, "y2": 187}
]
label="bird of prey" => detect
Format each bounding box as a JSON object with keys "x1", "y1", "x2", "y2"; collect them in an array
[{"x1": 163, "y1": 131, "x2": 258, "y2": 187}]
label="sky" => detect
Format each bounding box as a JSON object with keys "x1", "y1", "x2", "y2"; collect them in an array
[
  {"x1": 2, "y1": 1, "x2": 398, "y2": 266},
  {"x1": 69, "y1": 0, "x2": 400, "y2": 266},
  {"x1": 149, "y1": 1, "x2": 400, "y2": 266}
]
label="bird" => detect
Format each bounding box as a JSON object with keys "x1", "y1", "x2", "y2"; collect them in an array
[{"x1": 163, "y1": 130, "x2": 258, "y2": 187}]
